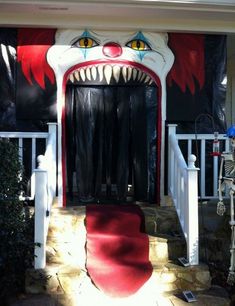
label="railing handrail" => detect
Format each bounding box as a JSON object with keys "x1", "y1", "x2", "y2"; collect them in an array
[
  {"x1": 0, "y1": 130, "x2": 49, "y2": 200},
  {"x1": 174, "y1": 130, "x2": 230, "y2": 199},
  {"x1": 169, "y1": 134, "x2": 188, "y2": 170},
  {"x1": 176, "y1": 133, "x2": 227, "y2": 141},
  {"x1": 168, "y1": 124, "x2": 199, "y2": 266},
  {"x1": 0, "y1": 131, "x2": 48, "y2": 138}
]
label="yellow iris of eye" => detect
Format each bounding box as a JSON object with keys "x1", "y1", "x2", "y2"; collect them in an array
[
  {"x1": 130, "y1": 40, "x2": 148, "y2": 51},
  {"x1": 78, "y1": 37, "x2": 95, "y2": 48}
]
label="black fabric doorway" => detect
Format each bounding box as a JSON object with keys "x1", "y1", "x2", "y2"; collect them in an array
[{"x1": 65, "y1": 85, "x2": 157, "y2": 204}]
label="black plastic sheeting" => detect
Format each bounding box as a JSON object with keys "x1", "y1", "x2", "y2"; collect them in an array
[
  {"x1": 0, "y1": 29, "x2": 17, "y2": 130},
  {"x1": 167, "y1": 35, "x2": 227, "y2": 134},
  {"x1": 166, "y1": 35, "x2": 227, "y2": 197},
  {"x1": 65, "y1": 85, "x2": 157, "y2": 204}
]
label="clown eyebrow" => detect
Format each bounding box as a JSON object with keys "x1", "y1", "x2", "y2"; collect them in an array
[{"x1": 71, "y1": 30, "x2": 101, "y2": 45}]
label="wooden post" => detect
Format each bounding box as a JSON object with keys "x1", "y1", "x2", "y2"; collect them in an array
[{"x1": 34, "y1": 155, "x2": 47, "y2": 269}]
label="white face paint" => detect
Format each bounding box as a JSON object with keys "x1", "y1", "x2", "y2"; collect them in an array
[{"x1": 47, "y1": 30, "x2": 174, "y2": 87}]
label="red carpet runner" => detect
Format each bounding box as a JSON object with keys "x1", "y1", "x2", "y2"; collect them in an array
[{"x1": 86, "y1": 204, "x2": 153, "y2": 297}]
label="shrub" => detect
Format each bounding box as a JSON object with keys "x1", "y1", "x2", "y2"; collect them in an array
[
  {"x1": 0, "y1": 139, "x2": 24, "y2": 200},
  {"x1": 0, "y1": 139, "x2": 34, "y2": 301}
]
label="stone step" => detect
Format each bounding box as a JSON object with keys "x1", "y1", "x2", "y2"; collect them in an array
[
  {"x1": 46, "y1": 230, "x2": 186, "y2": 266},
  {"x1": 25, "y1": 264, "x2": 85, "y2": 296},
  {"x1": 23, "y1": 202, "x2": 231, "y2": 305},
  {"x1": 140, "y1": 204, "x2": 182, "y2": 235},
  {"x1": 26, "y1": 261, "x2": 211, "y2": 296},
  {"x1": 151, "y1": 262, "x2": 211, "y2": 293},
  {"x1": 48, "y1": 204, "x2": 182, "y2": 238},
  {"x1": 46, "y1": 221, "x2": 87, "y2": 267},
  {"x1": 149, "y1": 234, "x2": 186, "y2": 263},
  {"x1": 46, "y1": 205, "x2": 186, "y2": 265},
  {"x1": 47, "y1": 206, "x2": 86, "y2": 240}
]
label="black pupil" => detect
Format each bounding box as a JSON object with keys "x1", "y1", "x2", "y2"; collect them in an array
[
  {"x1": 84, "y1": 38, "x2": 89, "y2": 47},
  {"x1": 136, "y1": 40, "x2": 141, "y2": 49}
]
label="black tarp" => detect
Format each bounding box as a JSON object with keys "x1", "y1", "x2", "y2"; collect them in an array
[
  {"x1": 16, "y1": 63, "x2": 57, "y2": 132},
  {"x1": 166, "y1": 34, "x2": 227, "y2": 196},
  {"x1": 0, "y1": 32, "x2": 227, "y2": 135},
  {"x1": 0, "y1": 28, "x2": 17, "y2": 130},
  {"x1": 65, "y1": 85, "x2": 157, "y2": 204},
  {"x1": 167, "y1": 34, "x2": 227, "y2": 133}
]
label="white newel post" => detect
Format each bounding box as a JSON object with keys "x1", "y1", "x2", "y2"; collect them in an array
[
  {"x1": 34, "y1": 155, "x2": 48, "y2": 269},
  {"x1": 187, "y1": 154, "x2": 199, "y2": 265}
]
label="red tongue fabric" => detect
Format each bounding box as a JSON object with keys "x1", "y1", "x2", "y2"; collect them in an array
[{"x1": 86, "y1": 204, "x2": 153, "y2": 297}]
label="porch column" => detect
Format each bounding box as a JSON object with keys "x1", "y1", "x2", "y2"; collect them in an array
[{"x1": 167, "y1": 124, "x2": 178, "y2": 195}]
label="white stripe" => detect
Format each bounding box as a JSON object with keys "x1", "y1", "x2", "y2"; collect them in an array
[{"x1": 1, "y1": 44, "x2": 13, "y2": 83}]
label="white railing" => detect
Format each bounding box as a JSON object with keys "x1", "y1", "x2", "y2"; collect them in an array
[
  {"x1": 168, "y1": 124, "x2": 230, "y2": 264},
  {"x1": 168, "y1": 124, "x2": 199, "y2": 265},
  {"x1": 176, "y1": 130, "x2": 229, "y2": 199},
  {"x1": 34, "y1": 123, "x2": 57, "y2": 269},
  {"x1": 0, "y1": 130, "x2": 48, "y2": 199},
  {"x1": 0, "y1": 123, "x2": 57, "y2": 269}
]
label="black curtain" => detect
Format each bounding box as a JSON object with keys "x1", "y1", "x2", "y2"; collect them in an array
[
  {"x1": 0, "y1": 28, "x2": 17, "y2": 131},
  {"x1": 65, "y1": 85, "x2": 157, "y2": 204},
  {"x1": 167, "y1": 34, "x2": 227, "y2": 133}
]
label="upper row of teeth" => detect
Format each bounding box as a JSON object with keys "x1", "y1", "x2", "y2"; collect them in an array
[{"x1": 68, "y1": 65, "x2": 153, "y2": 85}]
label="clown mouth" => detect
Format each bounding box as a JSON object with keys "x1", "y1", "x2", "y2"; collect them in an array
[{"x1": 67, "y1": 64, "x2": 154, "y2": 86}]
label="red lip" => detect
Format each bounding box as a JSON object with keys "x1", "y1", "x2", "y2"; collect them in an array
[{"x1": 64, "y1": 59, "x2": 161, "y2": 88}]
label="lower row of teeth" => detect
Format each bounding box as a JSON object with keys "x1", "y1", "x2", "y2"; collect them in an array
[{"x1": 68, "y1": 65, "x2": 153, "y2": 85}]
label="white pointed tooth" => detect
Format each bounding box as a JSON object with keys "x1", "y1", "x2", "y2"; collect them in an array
[
  {"x1": 74, "y1": 70, "x2": 80, "y2": 81},
  {"x1": 98, "y1": 65, "x2": 104, "y2": 82},
  {"x1": 127, "y1": 67, "x2": 132, "y2": 81},
  {"x1": 137, "y1": 71, "x2": 143, "y2": 81},
  {"x1": 91, "y1": 66, "x2": 97, "y2": 81},
  {"x1": 113, "y1": 65, "x2": 121, "y2": 83},
  {"x1": 140, "y1": 73, "x2": 146, "y2": 82},
  {"x1": 132, "y1": 69, "x2": 138, "y2": 81},
  {"x1": 104, "y1": 65, "x2": 112, "y2": 84},
  {"x1": 69, "y1": 73, "x2": 74, "y2": 83},
  {"x1": 80, "y1": 68, "x2": 86, "y2": 82},
  {"x1": 86, "y1": 67, "x2": 91, "y2": 81},
  {"x1": 122, "y1": 66, "x2": 127, "y2": 82},
  {"x1": 149, "y1": 79, "x2": 153, "y2": 85},
  {"x1": 145, "y1": 75, "x2": 151, "y2": 83}
]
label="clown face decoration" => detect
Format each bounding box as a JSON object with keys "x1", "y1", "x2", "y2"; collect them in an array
[
  {"x1": 17, "y1": 29, "x2": 206, "y2": 206},
  {"x1": 45, "y1": 30, "x2": 174, "y2": 204},
  {"x1": 47, "y1": 30, "x2": 174, "y2": 88}
]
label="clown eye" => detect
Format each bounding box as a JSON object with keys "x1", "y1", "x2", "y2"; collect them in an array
[
  {"x1": 73, "y1": 37, "x2": 98, "y2": 48},
  {"x1": 126, "y1": 39, "x2": 151, "y2": 51}
]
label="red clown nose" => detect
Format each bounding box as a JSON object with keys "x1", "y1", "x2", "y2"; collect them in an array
[{"x1": 102, "y1": 42, "x2": 122, "y2": 58}]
